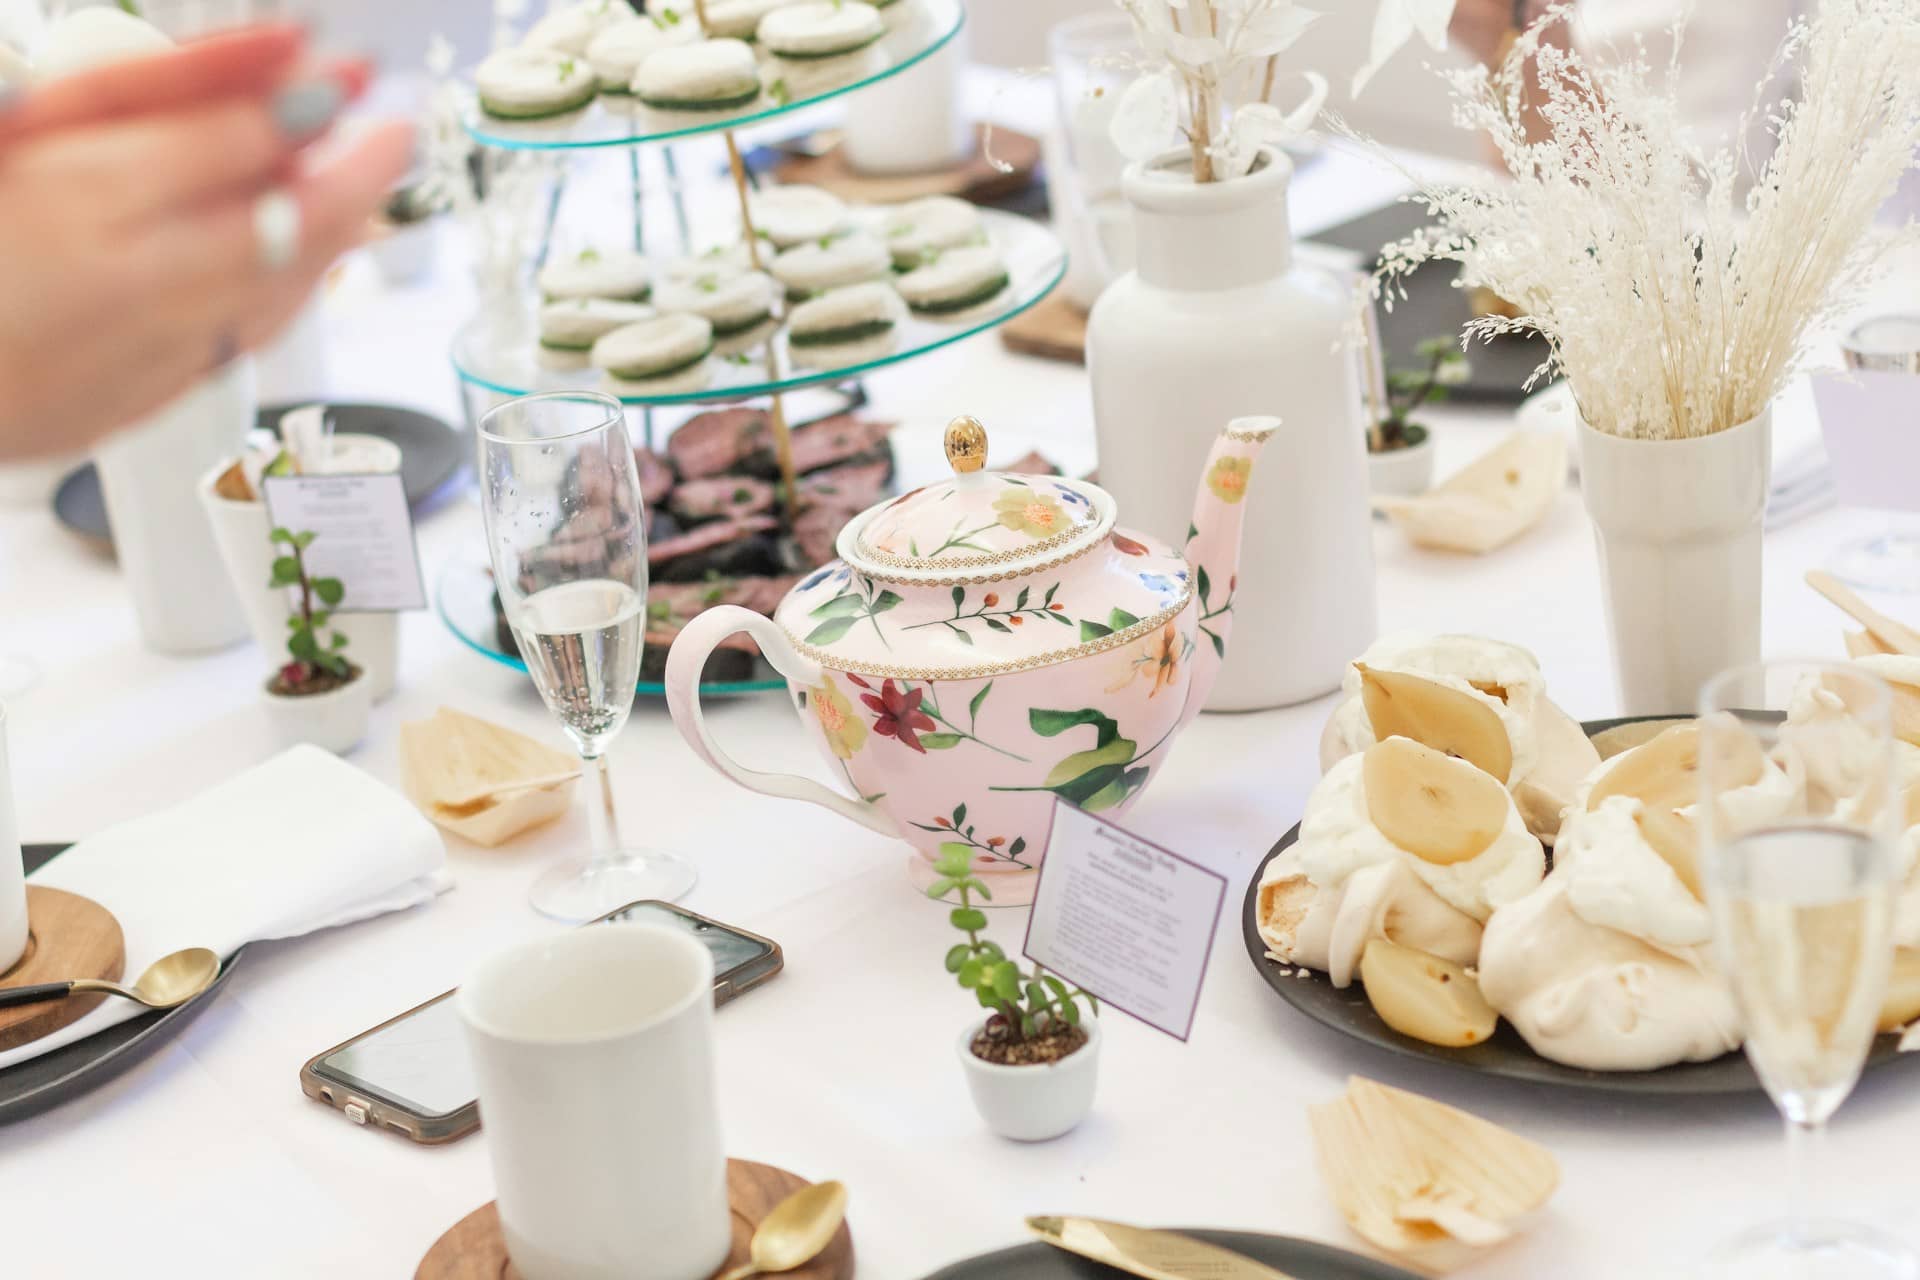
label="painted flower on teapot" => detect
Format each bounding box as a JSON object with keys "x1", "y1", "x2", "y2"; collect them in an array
[{"x1": 665, "y1": 414, "x2": 1276, "y2": 876}]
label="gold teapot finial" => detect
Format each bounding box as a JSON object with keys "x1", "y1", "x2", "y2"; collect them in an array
[{"x1": 944, "y1": 415, "x2": 988, "y2": 475}]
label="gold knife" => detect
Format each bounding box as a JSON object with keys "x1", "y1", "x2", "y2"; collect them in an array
[{"x1": 1026, "y1": 1216, "x2": 1302, "y2": 1280}]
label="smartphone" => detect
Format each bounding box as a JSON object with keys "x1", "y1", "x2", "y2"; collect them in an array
[{"x1": 298, "y1": 901, "x2": 781, "y2": 1144}]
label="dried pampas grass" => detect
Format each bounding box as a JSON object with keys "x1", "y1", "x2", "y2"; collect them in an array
[{"x1": 1373, "y1": 0, "x2": 1920, "y2": 441}]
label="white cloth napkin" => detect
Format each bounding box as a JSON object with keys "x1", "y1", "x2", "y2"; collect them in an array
[{"x1": 1, "y1": 745, "x2": 449, "y2": 1071}]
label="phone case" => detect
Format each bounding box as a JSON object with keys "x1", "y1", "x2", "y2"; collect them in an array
[{"x1": 299, "y1": 899, "x2": 783, "y2": 1144}]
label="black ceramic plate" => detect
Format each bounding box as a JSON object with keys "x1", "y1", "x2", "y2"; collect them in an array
[
  {"x1": 0, "y1": 844, "x2": 247, "y2": 1126},
  {"x1": 53, "y1": 401, "x2": 466, "y2": 550},
  {"x1": 1306, "y1": 202, "x2": 1551, "y2": 406},
  {"x1": 1241, "y1": 717, "x2": 1915, "y2": 1096},
  {"x1": 923, "y1": 1230, "x2": 1422, "y2": 1280}
]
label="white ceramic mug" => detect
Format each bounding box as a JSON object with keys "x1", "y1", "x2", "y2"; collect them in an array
[
  {"x1": 459, "y1": 925, "x2": 732, "y2": 1280},
  {"x1": 0, "y1": 701, "x2": 27, "y2": 972}
]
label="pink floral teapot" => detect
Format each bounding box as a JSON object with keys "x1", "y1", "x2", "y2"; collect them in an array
[{"x1": 665, "y1": 414, "x2": 1274, "y2": 876}]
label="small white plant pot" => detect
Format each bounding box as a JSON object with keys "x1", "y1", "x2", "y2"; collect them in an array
[
  {"x1": 957, "y1": 1017, "x2": 1100, "y2": 1142},
  {"x1": 260, "y1": 671, "x2": 373, "y2": 755},
  {"x1": 1368, "y1": 426, "x2": 1435, "y2": 497},
  {"x1": 368, "y1": 220, "x2": 438, "y2": 288}
]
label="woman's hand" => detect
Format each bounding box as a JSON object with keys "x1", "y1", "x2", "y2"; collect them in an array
[{"x1": 0, "y1": 29, "x2": 412, "y2": 461}]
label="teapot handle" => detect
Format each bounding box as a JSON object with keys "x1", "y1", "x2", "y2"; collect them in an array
[{"x1": 664, "y1": 605, "x2": 897, "y2": 836}]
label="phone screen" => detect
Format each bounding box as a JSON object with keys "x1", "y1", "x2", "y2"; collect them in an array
[{"x1": 311, "y1": 903, "x2": 776, "y2": 1121}]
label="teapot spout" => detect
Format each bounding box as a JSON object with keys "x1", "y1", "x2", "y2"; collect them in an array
[{"x1": 1180, "y1": 416, "x2": 1279, "y2": 728}]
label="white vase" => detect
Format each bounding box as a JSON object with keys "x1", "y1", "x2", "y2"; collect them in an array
[
  {"x1": 0, "y1": 701, "x2": 27, "y2": 973},
  {"x1": 1577, "y1": 409, "x2": 1772, "y2": 716},
  {"x1": 1088, "y1": 147, "x2": 1377, "y2": 710},
  {"x1": 840, "y1": 22, "x2": 972, "y2": 175},
  {"x1": 259, "y1": 671, "x2": 373, "y2": 755},
  {"x1": 956, "y1": 1016, "x2": 1100, "y2": 1142},
  {"x1": 92, "y1": 360, "x2": 255, "y2": 654},
  {"x1": 197, "y1": 437, "x2": 404, "y2": 703}
]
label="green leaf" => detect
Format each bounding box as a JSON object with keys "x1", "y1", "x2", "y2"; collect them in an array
[
  {"x1": 1029, "y1": 707, "x2": 1122, "y2": 747},
  {"x1": 951, "y1": 629, "x2": 973, "y2": 646},
  {"x1": 1196, "y1": 563, "x2": 1212, "y2": 604},
  {"x1": 968, "y1": 681, "x2": 992, "y2": 726},
  {"x1": 960, "y1": 877, "x2": 992, "y2": 899},
  {"x1": 951, "y1": 586, "x2": 965, "y2": 610},
  {"x1": 313, "y1": 578, "x2": 344, "y2": 606},
  {"x1": 1020, "y1": 1013, "x2": 1038, "y2": 1038},
  {"x1": 871, "y1": 590, "x2": 903, "y2": 613},
  {"x1": 1025, "y1": 982, "x2": 1045, "y2": 1007},
  {"x1": 918, "y1": 733, "x2": 962, "y2": 750},
  {"x1": 309, "y1": 611, "x2": 331, "y2": 629},
  {"x1": 269, "y1": 557, "x2": 299, "y2": 586},
  {"x1": 945, "y1": 943, "x2": 971, "y2": 973},
  {"x1": 1186, "y1": 521, "x2": 1199, "y2": 543},
  {"x1": 803, "y1": 616, "x2": 857, "y2": 646},
  {"x1": 1060, "y1": 999, "x2": 1081, "y2": 1025},
  {"x1": 958, "y1": 958, "x2": 984, "y2": 989},
  {"x1": 1108, "y1": 607, "x2": 1141, "y2": 631},
  {"x1": 950, "y1": 907, "x2": 987, "y2": 932},
  {"x1": 925, "y1": 876, "x2": 960, "y2": 899},
  {"x1": 1042, "y1": 736, "x2": 1137, "y2": 789},
  {"x1": 990, "y1": 962, "x2": 1021, "y2": 1002},
  {"x1": 1085, "y1": 992, "x2": 1100, "y2": 1013},
  {"x1": 1043, "y1": 975, "x2": 1068, "y2": 1000},
  {"x1": 976, "y1": 986, "x2": 1000, "y2": 1009},
  {"x1": 328, "y1": 634, "x2": 347, "y2": 650},
  {"x1": 293, "y1": 531, "x2": 316, "y2": 550},
  {"x1": 1048, "y1": 610, "x2": 1073, "y2": 625},
  {"x1": 1014, "y1": 586, "x2": 1030, "y2": 610},
  {"x1": 1077, "y1": 620, "x2": 1113, "y2": 642},
  {"x1": 978, "y1": 941, "x2": 1004, "y2": 962},
  {"x1": 1043, "y1": 582, "x2": 1058, "y2": 606},
  {"x1": 809, "y1": 593, "x2": 865, "y2": 619},
  {"x1": 1210, "y1": 630, "x2": 1226, "y2": 659},
  {"x1": 984, "y1": 618, "x2": 1011, "y2": 634},
  {"x1": 953, "y1": 802, "x2": 967, "y2": 827},
  {"x1": 933, "y1": 842, "x2": 974, "y2": 876},
  {"x1": 287, "y1": 630, "x2": 319, "y2": 661},
  {"x1": 269, "y1": 527, "x2": 296, "y2": 545},
  {"x1": 1082, "y1": 764, "x2": 1151, "y2": 813}
]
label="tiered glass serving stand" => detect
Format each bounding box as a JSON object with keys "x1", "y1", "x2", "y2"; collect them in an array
[{"x1": 447, "y1": 0, "x2": 1068, "y2": 697}]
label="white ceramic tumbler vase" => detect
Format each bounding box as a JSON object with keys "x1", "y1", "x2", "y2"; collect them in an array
[
  {"x1": 1577, "y1": 409, "x2": 1772, "y2": 716},
  {"x1": 459, "y1": 925, "x2": 732, "y2": 1280},
  {"x1": 92, "y1": 360, "x2": 255, "y2": 654},
  {"x1": 0, "y1": 702, "x2": 27, "y2": 972},
  {"x1": 1088, "y1": 147, "x2": 1377, "y2": 710}
]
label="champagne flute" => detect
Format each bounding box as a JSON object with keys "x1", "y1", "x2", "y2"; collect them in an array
[
  {"x1": 1698, "y1": 660, "x2": 1916, "y2": 1277},
  {"x1": 478, "y1": 391, "x2": 695, "y2": 920}
]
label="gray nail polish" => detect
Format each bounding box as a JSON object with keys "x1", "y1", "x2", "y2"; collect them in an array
[
  {"x1": 272, "y1": 80, "x2": 343, "y2": 140},
  {"x1": 0, "y1": 86, "x2": 19, "y2": 116}
]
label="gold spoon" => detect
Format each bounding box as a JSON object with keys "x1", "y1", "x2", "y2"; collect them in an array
[
  {"x1": 0, "y1": 947, "x2": 221, "y2": 1012},
  {"x1": 716, "y1": 1180, "x2": 848, "y2": 1280}
]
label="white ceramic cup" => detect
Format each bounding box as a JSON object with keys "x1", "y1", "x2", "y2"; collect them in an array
[
  {"x1": 0, "y1": 701, "x2": 27, "y2": 972},
  {"x1": 459, "y1": 925, "x2": 732, "y2": 1280}
]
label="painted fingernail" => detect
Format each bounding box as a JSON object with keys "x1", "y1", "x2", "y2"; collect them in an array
[
  {"x1": 271, "y1": 79, "x2": 344, "y2": 140},
  {"x1": 0, "y1": 86, "x2": 20, "y2": 116}
]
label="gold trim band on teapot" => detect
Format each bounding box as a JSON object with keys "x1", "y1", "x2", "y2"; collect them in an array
[
  {"x1": 781, "y1": 591, "x2": 1193, "y2": 682},
  {"x1": 852, "y1": 520, "x2": 1102, "y2": 574}
]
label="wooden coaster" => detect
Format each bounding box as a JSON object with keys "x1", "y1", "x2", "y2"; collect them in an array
[
  {"x1": 1000, "y1": 293, "x2": 1088, "y2": 364},
  {"x1": 770, "y1": 124, "x2": 1040, "y2": 206},
  {"x1": 0, "y1": 886, "x2": 127, "y2": 1052},
  {"x1": 416, "y1": 1159, "x2": 855, "y2": 1280}
]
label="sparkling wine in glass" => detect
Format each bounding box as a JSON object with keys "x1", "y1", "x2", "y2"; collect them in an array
[
  {"x1": 1699, "y1": 661, "x2": 1916, "y2": 1278},
  {"x1": 478, "y1": 390, "x2": 695, "y2": 920}
]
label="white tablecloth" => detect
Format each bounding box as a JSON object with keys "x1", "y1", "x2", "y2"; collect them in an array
[{"x1": 1, "y1": 119, "x2": 1915, "y2": 1280}]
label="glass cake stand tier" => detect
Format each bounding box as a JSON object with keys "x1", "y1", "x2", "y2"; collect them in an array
[
  {"x1": 450, "y1": 208, "x2": 1066, "y2": 407},
  {"x1": 462, "y1": 0, "x2": 962, "y2": 152}
]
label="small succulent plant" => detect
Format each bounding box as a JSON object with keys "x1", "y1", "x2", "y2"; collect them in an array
[
  {"x1": 928, "y1": 842, "x2": 1097, "y2": 1049},
  {"x1": 1372, "y1": 335, "x2": 1469, "y2": 452},
  {"x1": 268, "y1": 527, "x2": 352, "y2": 690}
]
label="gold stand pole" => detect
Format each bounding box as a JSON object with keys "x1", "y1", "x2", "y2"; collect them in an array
[{"x1": 722, "y1": 128, "x2": 798, "y2": 511}]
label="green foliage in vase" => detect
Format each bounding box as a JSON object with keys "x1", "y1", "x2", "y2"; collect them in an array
[
  {"x1": 1372, "y1": 335, "x2": 1469, "y2": 453},
  {"x1": 928, "y1": 840, "x2": 1096, "y2": 1043},
  {"x1": 268, "y1": 527, "x2": 351, "y2": 685}
]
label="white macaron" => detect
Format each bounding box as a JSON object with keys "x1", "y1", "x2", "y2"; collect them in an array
[
  {"x1": 521, "y1": 1, "x2": 624, "y2": 55},
  {"x1": 476, "y1": 47, "x2": 601, "y2": 119},
  {"x1": 585, "y1": 16, "x2": 697, "y2": 89},
  {"x1": 749, "y1": 185, "x2": 849, "y2": 249},
  {"x1": 787, "y1": 281, "x2": 904, "y2": 346},
  {"x1": 539, "y1": 299, "x2": 658, "y2": 350},
  {"x1": 591, "y1": 313, "x2": 715, "y2": 379},
  {"x1": 878, "y1": 194, "x2": 984, "y2": 267},
  {"x1": 758, "y1": 1, "x2": 885, "y2": 58},
  {"x1": 700, "y1": 0, "x2": 801, "y2": 39},
  {"x1": 633, "y1": 38, "x2": 761, "y2": 109},
  {"x1": 895, "y1": 245, "x2": 1010, "y2": 313},
  {"x1": 537, "y1": 248, "x2": 654, "y2": 302},
  {"x1": 771, "y1": 231, "x2": 892, "y2": 299}
]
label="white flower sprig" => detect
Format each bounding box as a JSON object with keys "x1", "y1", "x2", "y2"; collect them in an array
[
  {"x1": 1107, "y1": 0, "x2": 1328, "y2": 182},
  {"x1": 1373, "y1": 0, "x2": 1920, "y2": 441}
]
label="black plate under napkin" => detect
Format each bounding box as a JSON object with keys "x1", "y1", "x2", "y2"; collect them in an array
[
  {"x1": 0, "y1": 844, "x2": 246, "y2": 1125},
  {"x1": 53, "y1": 401, "x2": 465, "y2": 552},
  {"x1": 924, "y1": 1230, "x2": 1421, "y2": 1279}
]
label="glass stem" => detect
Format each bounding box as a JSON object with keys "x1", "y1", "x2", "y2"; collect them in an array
[
  {"x1": 582, "y1": 752, "x2": 622, "y2": 869},
  {"x1": 1785, "y1": 1115, "x2": 1827, "y2": 1224}
]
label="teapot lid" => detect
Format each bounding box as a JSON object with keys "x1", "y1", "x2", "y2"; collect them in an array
[{"x1": 840, "y1": 416, "x2": 1114, "y2": 583}]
